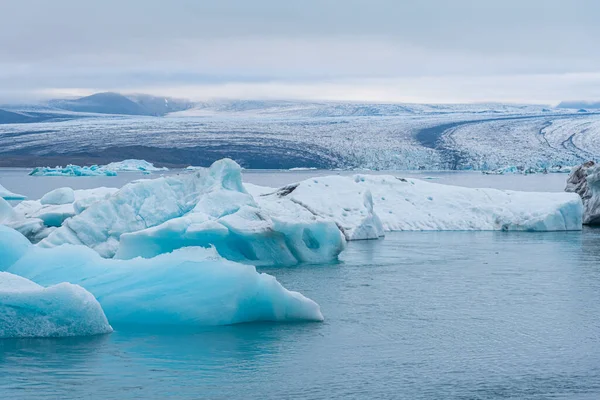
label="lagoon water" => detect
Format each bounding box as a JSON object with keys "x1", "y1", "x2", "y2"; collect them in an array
[{"x1": 1, "y1": 170, "x2": 599, "y2": 399}]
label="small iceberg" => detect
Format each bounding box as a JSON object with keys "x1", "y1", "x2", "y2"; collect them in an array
[
  {"x1": 104, "y1": 159, "x2": 168, "y2": 172},
  {"x1": 0, "y1": 226, "x2": 324, "y2": 327},
  {"x1": 28, "y1": 159, "x2": 167, "y2": 176},
  {"x1": 0, "y1": 183, "x2": 26, "y2": 200},
  {"x1": 0, "y1": 271, "x2": 112, "y2": 338},
  {"x1": 29, "y1": 164, "x2": 117, "y2": 177}
]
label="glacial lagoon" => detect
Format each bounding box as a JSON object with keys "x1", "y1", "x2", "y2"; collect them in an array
[{"x1": 1, "y1": 170, "x2": 599, "y2": 399}]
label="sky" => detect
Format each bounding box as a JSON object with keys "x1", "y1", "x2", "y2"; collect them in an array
[{"x1": 1, "y1": 0, "x2": 599, "y2": 104}]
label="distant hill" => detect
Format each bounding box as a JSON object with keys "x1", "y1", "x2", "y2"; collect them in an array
[
  {"x1": 49, "y1": 92, "x2": 193, "y2": 116},
  {"x1": 556, "y1": 101, "x2": 600, "y2": 109}
]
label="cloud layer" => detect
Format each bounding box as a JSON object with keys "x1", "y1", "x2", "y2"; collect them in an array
[{"x1": 1, "y1": 0, "x2": 598, "y2": 103}]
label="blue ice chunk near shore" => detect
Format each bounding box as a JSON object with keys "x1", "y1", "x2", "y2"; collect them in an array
[
  {"x1": 0, "y1": 226, "x2": 324, "y2": 327},
  {"x1": 0, "y1": 271, "x2": 113, "y2": 338}
]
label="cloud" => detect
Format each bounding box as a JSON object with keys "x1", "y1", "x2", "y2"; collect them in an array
[{"x1": 0, "y1": 0, "x2": 598, "y2": 103}]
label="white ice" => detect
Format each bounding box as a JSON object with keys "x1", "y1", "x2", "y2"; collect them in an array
[
  {"x1": 14, "y1": 187, "x2": 117, "y2": 230},
  {"x1": 0, "y1": 226, "x2": 324, "y2": 326},
  {"x1": 250, "y1": 174, "x2": 583, "y2": 233},
  {"x1": 0, "y1": 271, "x2": 112, "y2": 338},
  {"x1": 0, "y1": 183, "x2": 26, "y2": 200},
  {"x1": 104, "y1": 159, "x2": 168, "y2": 172},
  {"x1": 40, "y1": 159, "x2": 346, "y2": 266}
]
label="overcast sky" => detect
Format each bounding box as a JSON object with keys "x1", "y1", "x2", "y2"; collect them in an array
[{"x1": 1, "y1": 0, "x2": 599, "y2": 104}]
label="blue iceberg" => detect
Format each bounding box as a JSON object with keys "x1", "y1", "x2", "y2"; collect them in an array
[
  {"x1": 40, "y1": 159, "x2": 346, "y2": 266},
  {"x1": 29, "y1": 164, "x2": 117, "y2": 177},
  {"x1": 0, "y1": 271, "x2": 112, "y2": 338},
  {"x1": 0, "y1": 226, "x2": 324, "y2": 327}
]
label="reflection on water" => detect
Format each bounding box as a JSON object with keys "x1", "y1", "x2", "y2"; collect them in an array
[{"x1": 2, "y1": 230, "x2": 600, "y2": 399}]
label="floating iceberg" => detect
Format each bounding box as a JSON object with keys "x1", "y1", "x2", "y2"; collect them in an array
[
  {"x1": 0, "y1": 183, "x2": 26, "y2": 200},
  {"x1": 0, "y1": 271, "x2": 113, "y2": 338},
  {"x1": 28, "y1": 160, "x2": 166, "y2": 177},
  {"x1": 104, "y1": 159, "x2": 168, "y2": 172},
  {"x1": 355, "y1": 174, "x2": 582, "y2": 231},
  {"x1": 0, "y1": 226, "x2": 324, "y2": 326},
  {"x1": 251, "y1": 174, "x2": 582, "y2": 233},
  {"x1": 40, "y1": 159, "x2": 345, "y2": 266},
  {"x1": 566, "y1": 161, "x2": 600, "y2": 225},
  {"x1": 29, "y1": 164, "x2": 117, "y2": 177},
  {"x1": 482, "y1": 165, "x2": 574, "y2": 175}
]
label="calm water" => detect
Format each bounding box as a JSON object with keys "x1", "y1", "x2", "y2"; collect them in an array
[{"x1": 1, "y1": 171, "x2": 599, "y2": 399}]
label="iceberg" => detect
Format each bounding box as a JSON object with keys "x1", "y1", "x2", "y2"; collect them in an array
[
  {"x1": 40, "y1": 159, "x2": 345, "y2": 266},
  {"x1": 104, "y1": 159, "x2": 168, "y2": 172},
  {"x1": 0, "y1": 226, "x2": 324, "y2": 326},
  {"x1": 14, "y1": 187, "x2": 117, "y2": 228},
  {"x1": 0, "y1": 183, "x2": 26, "y2": 200},
  {"x1": 566, "y1": 161, "x2": 600, "y2": 225},
  {"x1": 29, "y1": 164, "x2": 117, "y2": 177},
  {"x1": 251, "y1": 174, "x2": 582, "y2": 233},
  {"x1": 0, "y1": 271, "x2": 113, "y2": 338}
]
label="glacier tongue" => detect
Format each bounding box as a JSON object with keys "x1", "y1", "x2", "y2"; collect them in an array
[
  {"x1": 0, "y1": 271, "x2": 113, "y2": 338},
  {"x1": 0, "y1": 226, "x2": 324, "y2": 326}
]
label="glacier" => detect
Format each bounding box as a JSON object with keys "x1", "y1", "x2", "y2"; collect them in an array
[
  {"x1": 0, "y1": 182, "x2": 26, "y2": 200},
  {"x1": 0, "y1": 226, "x2": 324, "y2": 326},
  {"x1": 0, "y1": 271, "x2": 113, "y2": 338},
  {"x1": 566, "y1": 161, "x2": 600, "y2": 225},
  {"x1": 40, "y1": 159, "x2": 346, "y2": 266}
]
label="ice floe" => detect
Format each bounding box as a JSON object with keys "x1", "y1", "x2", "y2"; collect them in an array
[{"x1": 0, "y1": 271, "x2": 112, "y2": 338}]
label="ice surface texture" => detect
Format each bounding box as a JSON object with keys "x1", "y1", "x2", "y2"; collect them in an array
[
  {"x1": 104, "y1": 159, "x2": 168, "y2": 172},
  {"x1": 253, "y1": 174, "x2": 583, "y2": 233},
  {"x1": 0, "y1": 226, "x2": 324, "y2": 327},
  {"x1": 0, "y1": 183, "x2": 26, "y2": 200},
  {"x1": 40, "y1": 159, "x2": 346, "y2": 266},
  {"x1": 0, "y1": 271, "x2": 112, "y2": 338},
  {"x1": 566, "y1": 161, "x2": 600, "y2": 225}
]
